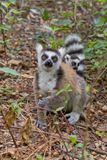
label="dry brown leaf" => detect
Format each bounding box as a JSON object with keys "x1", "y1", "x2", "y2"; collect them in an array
[
  {"x1": 21, "y1": 73, "x2": 33, "y2": 79},
  {"x1": 92, "y1": 88, "x2": 98, "y2": 94},
  {"x1": 1, "y1": 148, "x2": 20, "y2": 159},
  {"x1": 97, "y1": 123, "x2": 107, "y2": 132},
  {"x1": 102, "y1": 137, "x2": 107, "y2": 143},
  {"x1": 4, "y1": 110, "x2": 17, "y2": 127},
  {"x1": 8, "y1": 59, "x2": 22, "y2": 66},
  {"x1": 102, "y1": 105, "x2": 107, "y2": 112},
  {"x1": 20, "y1": 116, "x2": 32, "y2": 144}
]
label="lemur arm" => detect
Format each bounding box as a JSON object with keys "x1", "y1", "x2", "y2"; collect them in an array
[
  {"x1": 33, "y1": 73, "x2": 47, "y2": 128},
  {"x1": 38, "y1": 92, "x2": 65, "y2": 112}
]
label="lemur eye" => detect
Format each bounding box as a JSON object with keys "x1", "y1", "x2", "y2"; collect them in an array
[
  {"x1": 72, "y1": 62, "x2": 77, "y2": 66},
  {"x1": 41, "y1": 54, "x2": 48, "y2": 61},
  {"x1": 52, "y1": 56, "x2": 58, "y2": 63}
]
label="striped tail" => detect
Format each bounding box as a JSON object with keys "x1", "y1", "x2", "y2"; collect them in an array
[{"x1": 63, "y1": 34, "x2": 85, "y2": 76}]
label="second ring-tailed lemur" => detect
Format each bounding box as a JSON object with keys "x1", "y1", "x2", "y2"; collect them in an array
[
  {"x1": 63, "y1": 34, "x2": 85, "y2": 77},
  {"x1": 33, "y1": 34, "x2": 87, "y2": 128}
]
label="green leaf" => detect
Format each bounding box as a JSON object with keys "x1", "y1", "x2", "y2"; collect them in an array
[
  {"x1": 75, "y1": 143, "x2": 84, "y2": 148},
  {"x1": 0, "y1": 67, "x2": 19, "y2": 76},
  {"x1": 96, "y1": 131, "x2": 103, "y2": 135},
  {"x1": 0, "y1": 24, "x2": 11, "y2": 31},
  {"x1": 59, "y1": 11, "x2": 73, "y2": 17},
  {"x1": 36, "y1": 154, "x2": 44, "y2": 160},
  {"x1": 86, "y1": 84, "x2": 91, "y2": 93},
  {"x1": 0, "y1": 6, "x2": 7, "y2": 13},
  {"x1": 97, "y1": 0, "x2": 107, "y2": 3},
  {"x1": 9, "y1": 0, "x2": 16, "y2": 4},
  {"x1": 56, "y1": 84, "x2": 72, "y2": 96},
  {"x1": 103, "y1": 28, "x2": 107, "y2": 36},
  {"x1": 69, "y1": 135, "x2": 77, "y2": 144},
  {"x1": 9, "y1": 9, "x2": 21, "y2": 15},
  {"x1": 9, "y1": 101, "x2": 22, "y2": 114},
  {"x1": 1, "y1": 2, "x2": 11, "y2": 8},
  {"x1": 95, "y1": 16, "x2": 107, "y2": 26},
  {"x1": 53, "y1": 19, "x2": 72, "y2": 26},
  {"x1": 41, "y1": 9, "x2": 50, "y2": 20}
]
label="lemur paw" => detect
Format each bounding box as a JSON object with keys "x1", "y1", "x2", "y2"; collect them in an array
[
  {"x1": 36, "y1": 120, "x2": 47, "y2": 129},
  {"x1": 38, "y1": 97, "x2": 49, "y2": 107},
  {"x1": 65, "y1": 112, "x2": 80, "y2": 125}
]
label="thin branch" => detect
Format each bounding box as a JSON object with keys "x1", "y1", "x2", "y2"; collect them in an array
[{"x1": 87, "y1": 146, "x2": 107, "y2": 155}]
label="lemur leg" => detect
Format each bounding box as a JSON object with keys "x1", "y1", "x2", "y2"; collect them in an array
[
  {"x1": 66, "y1": 93, "x2": 86, "y2": 124},
  {"x1": 36, "y1": 97, "x2": 50, "y2": 128},
  {"x1": 36, "y1": 107, "x2": 47, "y2": 128}
]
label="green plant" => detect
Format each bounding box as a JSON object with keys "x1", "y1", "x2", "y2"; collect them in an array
[
  {"x1": 0, "y1": 0, "x2": 21, "y2": 54},
  {"x1": 69, "y1": 134, "x2": 77, "y2": 144},
  {"x1": 0, "y1": 67, "x2": 19, "y2": 75},
  {"x1": 35, "y1": 154, "x2": 44, "y2": 160},
  {"x1": 40, "y1": 9, "x2": 50, "y2": 21},
  {"x1": 59, "y1": 11, "x2": 74, "y2": 18},
  {"x1": 9, "y1": 100, "x2": 23, "y2": 115},
  {"x1": 49, "y1": 36, "x2": 64, "y2": 49}
]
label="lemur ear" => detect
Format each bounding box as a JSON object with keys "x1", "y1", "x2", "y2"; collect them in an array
[
  {"x1": 35, "y1": 43, "x2": 43, "y2": 55},
  {"x1": 58, "y1": 47, "x2": 65, "y2": 58}
]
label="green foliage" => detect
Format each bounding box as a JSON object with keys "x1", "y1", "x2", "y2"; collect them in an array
[
  {"x1": 34, "y1": 31, "x2": 52, "y2": 43},
  {"x1": 41, "y1": 9, "x2": 50, "y2": 20},
  {"x1": 50, "y1": 19, "x2": 73, "y2": 32},
  {"x1": 75, "y1": 143, "x2": 84, "y2": 148},
  {"x1": 0, "y1": 0, "x2": 21, "y2": 51},
  {"x1": 0, "y1": 85, "x2": 14, "y2": 94},
  {"x1": 35, "y1": 154, "x2": 44, "y2": 160},
  {"x1": 49, "y1": 36, "x2": 64, "y2": 49},
  {"x1": 9, "y1": 101, "x2": 22, "y2": 115},
  {"x1": 69, "y1": 135, "x2": 77, "y2": 144},
  {"x1": 85, "y1": 39, "x2": 107, "y2": 69},
  {"x1": 59, "y1": 11, "x2": 73, "y2": 17},
  {"x1": 53, "y1": 19, "x2": 72, "y2": 26},
  {"x1": 35, "y1": 31, "x2": 64, "y2": 49},
  {"x1": 0, "y1": 67, "x2": 19, "y2": 76},
  {"x1": 56, "y1": 84, "x2": 72, "y2": 96},
  {"x1": 96, "y1": 131, "x2": 107, "y2": 137},
  {"x1": 97, "y1": 0, "x2": 107, "y2": 3},
  {"x1": 9, "y1": 0, "x2": 16, "y2": 4}
]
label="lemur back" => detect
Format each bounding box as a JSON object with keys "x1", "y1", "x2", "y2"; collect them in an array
[{"x1": 63, "y1": 34, "x2": 85, "y2": 76}]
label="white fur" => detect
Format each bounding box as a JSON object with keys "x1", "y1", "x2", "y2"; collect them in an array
[
  {"x1": 66, "y1": 44, "x2": 84, "y2": 54},
  {"x1": 36, "y1": 43, "x2": 43, "y2": 55},
  {"x1": 38, "y1": 70, "x2": 57, "y2": 92},
  {"x1": 76, "y1": 54, "x2": 85, "y2": 60},
  {"x1": 78, "y1": 64, "x2": 85, "y2": 71},
  {"x1": 65, "y1": 34, "x2": 81, "y2": 45},
  {"x1": 58, "y1": 47, "x2": 65, "y2": 58}
]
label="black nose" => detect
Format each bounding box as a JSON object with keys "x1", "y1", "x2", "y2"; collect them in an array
[{"x1": 44, "y1": 60, "x2": 53, "y2": 68}]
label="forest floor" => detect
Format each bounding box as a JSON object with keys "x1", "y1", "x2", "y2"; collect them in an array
[{"x1": 0, "y1": 1, "x2": 107, "y2": 160}]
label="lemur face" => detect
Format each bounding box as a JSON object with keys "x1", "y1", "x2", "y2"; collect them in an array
[
  {"x1": 64, "y1": 54, "x2": 80, "y2": 70},
  {"x1": 35, "y1": 43, "x2": 62, "y2": 71},
  {"x1": 40, "y1": 50, "x2": 60, "y2": 71}
]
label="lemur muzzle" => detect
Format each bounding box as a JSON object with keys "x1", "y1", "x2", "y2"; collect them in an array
[{"x1": 44, "y1": 60, "x2": 53, "y2": 68}]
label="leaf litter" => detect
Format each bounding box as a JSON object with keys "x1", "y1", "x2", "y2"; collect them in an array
[{"x1": 0, "y1": 0, "x2": 107, "y2": 160}]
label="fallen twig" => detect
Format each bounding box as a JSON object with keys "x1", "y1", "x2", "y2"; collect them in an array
[{"x1": 87, "y1": 146, "x2": 107, "y2": 155}]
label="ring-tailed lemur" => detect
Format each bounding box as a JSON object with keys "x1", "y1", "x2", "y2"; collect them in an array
[
  {"x1": 63, "y1": 34, "x2": 85, "y2": 76},
  {"x1": 33, "y1": 35, "x2": 87, "y2": 129}
]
